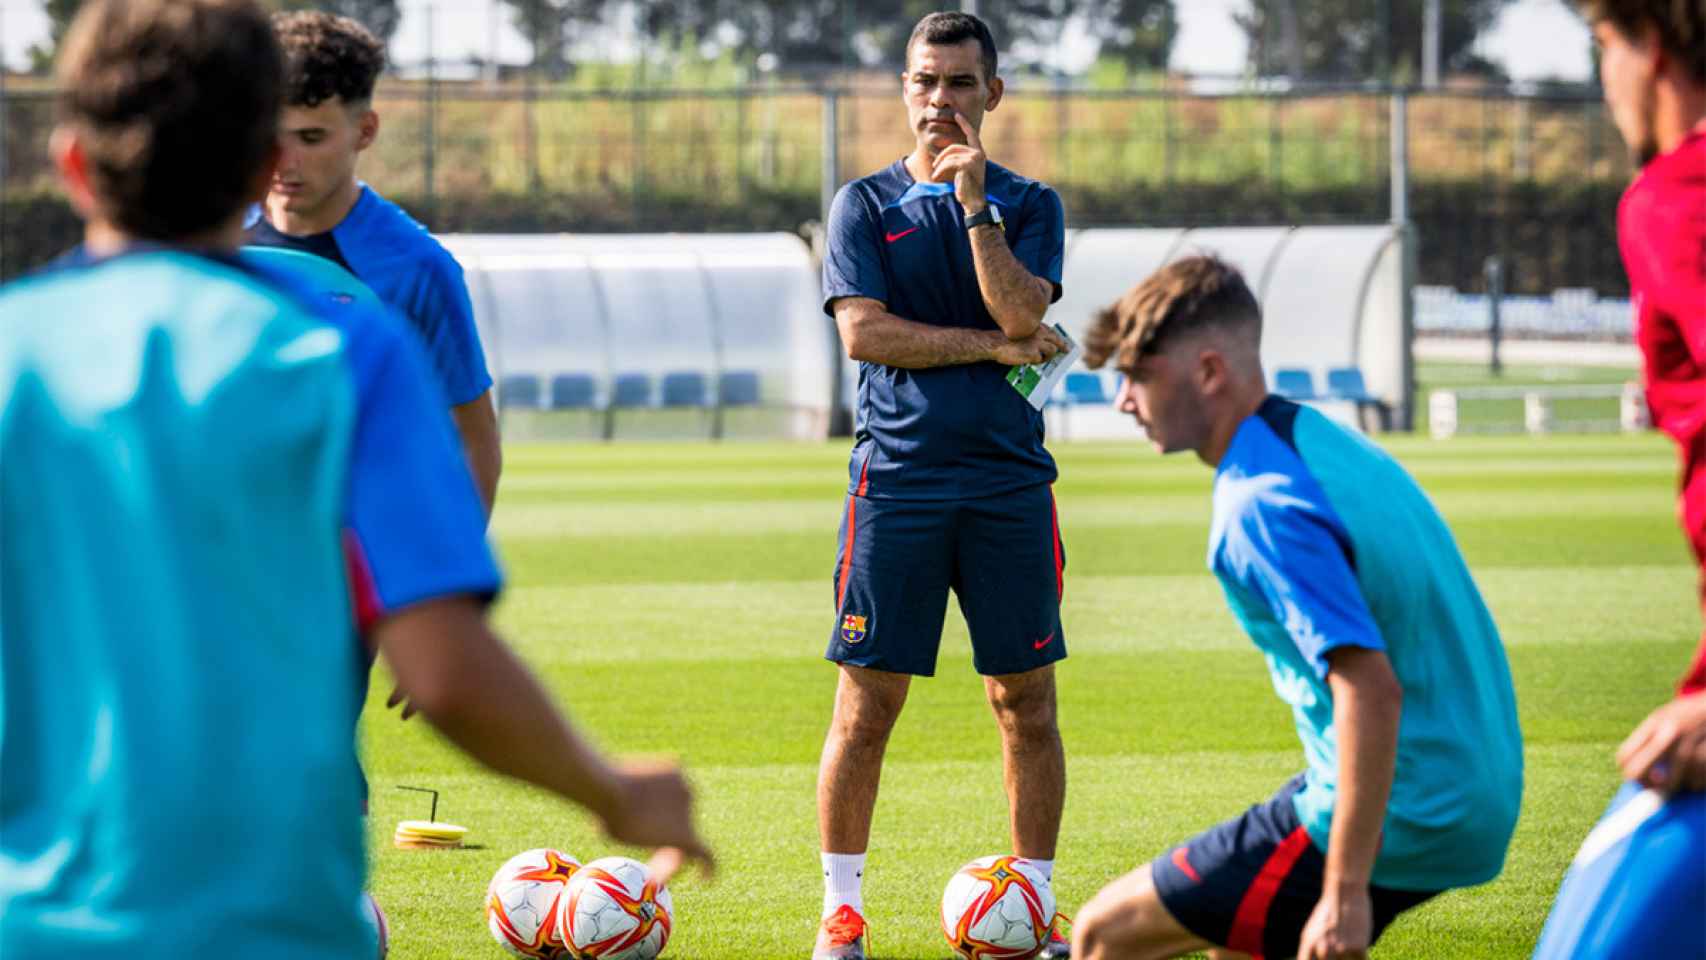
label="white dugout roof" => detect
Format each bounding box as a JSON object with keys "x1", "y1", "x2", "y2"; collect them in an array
[
  {"x1": 448, "y1": 225, "x2": 1412, "y2": 440},
  {"x1": 1050, "y1": 225, "x2": 1412, "y2": 417}
]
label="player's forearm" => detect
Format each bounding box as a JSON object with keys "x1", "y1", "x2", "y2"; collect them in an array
[
  {"x1": 839, "y1": 308, "x2": 1003, "y2": 369},
  {"x1": 1324, "y1": 650, "x2": 1403, "y2": 889},
  {"x1": 379, "y1": 598, "x2": 626, "y2": 824},
  {"x1": 451, "y1": 392, "x2": 502, "y2": 521},
  {"x1": 968, "y1": 224, "x2": 1051, "y2": 340}
]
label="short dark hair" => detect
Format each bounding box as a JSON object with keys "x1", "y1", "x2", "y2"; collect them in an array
[
  {"x1": 906, "y1": 11, "x2": 998, "y2": 81},
  {"x1": 274, "y1": 11, "x2": 387, "y2": 108},
  {"x1": 55, "y1": 0, "x2": 282, "y2": 241},
  {"x1": 1083, "y1": 256, "x2": 1262, "y2": 375},
  {"x1": 1579, "y1": 0, "x2": 1706, "y2": 84}
]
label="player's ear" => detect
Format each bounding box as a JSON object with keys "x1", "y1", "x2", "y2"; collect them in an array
[
  {"x1": 50, "y1": 126, "x2": 100, "y2": 222},
  {"x1": 356, "y1": 109, "x2": 380, "y2": 152},
  {"x1": 1196, "y1": 346, "x2": 1229, "y2": 395},
  {"x1": 985, "y1": 74, "x2": 1004, "y2": 112}
]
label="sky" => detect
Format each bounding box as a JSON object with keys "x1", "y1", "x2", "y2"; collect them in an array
[{"x1": 0, "y1": 0, "x2": 1595, "y2": 81}]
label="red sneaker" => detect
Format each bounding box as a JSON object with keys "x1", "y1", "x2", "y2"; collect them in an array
[{"x1": 811, "y1": 904, "x2": 868, "y2": 960}]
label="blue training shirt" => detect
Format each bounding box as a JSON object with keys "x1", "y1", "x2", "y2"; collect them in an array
[
  {"x1": 823, "y1": 159, "x2": 1065, "y2": 501},
  {"x1": 247, "y1": 184, "x2": 493, "y2": 406},
  {"x1": 0, "y1": 247, "x2": 499, "y2": 958},
  {"x1": 1210, "y1": 397, "x2": 1523, "y2": 891}
]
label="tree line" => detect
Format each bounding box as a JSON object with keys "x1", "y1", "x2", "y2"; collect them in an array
[{"x1": 29, "y1": 0, "x2": 1518, "y2": 84}]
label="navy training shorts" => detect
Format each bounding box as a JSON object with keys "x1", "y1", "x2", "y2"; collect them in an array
[
  {"x1": 827, "y1": 482, "x2": 1065, "y2": 677},
  {"x1": 1151, "y1": 775, "x2": 1440, "y2": 959}
]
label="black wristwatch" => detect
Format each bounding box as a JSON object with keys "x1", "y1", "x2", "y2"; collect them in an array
[{"x1": 964, "y1": 205, "x2": 1004, "y2": 232}]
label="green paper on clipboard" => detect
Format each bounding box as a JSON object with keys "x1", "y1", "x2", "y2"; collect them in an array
[{"x1": 1005, "y1": 323, "x2": 1084, "y2": 411}]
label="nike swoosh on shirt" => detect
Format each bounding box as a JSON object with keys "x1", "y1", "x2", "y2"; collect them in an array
[
  {"x1": 1033, "y1": 633, "x2": 1055, "y2": 651},
  {"x1": 886, "y1": 228, "x2": 920, "y2": 243}
]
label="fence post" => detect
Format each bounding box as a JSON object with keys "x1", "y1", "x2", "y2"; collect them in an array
[
  {"x1": 1391, "y1": 92, "x2": 1417, "y2": 431},
  {"x1": 821, "y1": 88, "x2": 840, "y2": 228},
  {"x1": 423, "y1": 4, "x2": 437, "y2": 224},
  {"x1": 0, "y1": 39, "x2": 8, "y2": 283},
  {"x1": 1485, "y1": 255, "x2": 1504, "y2": 376},
  {"x1": 1390, "y1": 91, "x2": 1409, "y2": 225},
  {"x1": 523, "y1": 66, "x2": 540, "y2": 194}
]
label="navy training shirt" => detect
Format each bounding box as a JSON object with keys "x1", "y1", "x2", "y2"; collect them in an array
[
  {"x1": 246, "y1": 185, "x2": 493, "y2": 407},
  {"x1": 247, "y1": 216, "x2": 355, "y2": 273},
  {"x1": 823, "y1": 158, "x2": 1066, "y2": 501}
]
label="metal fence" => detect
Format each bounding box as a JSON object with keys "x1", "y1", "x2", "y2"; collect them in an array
[{"x1": 1, "y1": 79, "x2": 1633, "y2": 293}]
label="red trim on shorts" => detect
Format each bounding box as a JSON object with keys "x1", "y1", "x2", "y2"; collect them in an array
[
  {"x1": 1226, "y1": 825, "x2": 1313, "y2": 958},
  {"x1": 836, "y1": 459, "x2": 871, "y2": 610},
  {"x1": 1049, "y1": 486, "x2": 1064, "y2": 600},
  {"x1": 343, "y1": 529, "x2": 385, "y2": 640}
]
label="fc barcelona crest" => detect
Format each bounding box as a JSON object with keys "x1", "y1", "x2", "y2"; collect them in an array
[{"x1": 841, "y1": 614, "x2": 868, "y2": 645}]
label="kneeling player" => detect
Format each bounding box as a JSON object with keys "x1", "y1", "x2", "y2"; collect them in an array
[{"x1": 1069, "y1": 258, "x2": 1524, "y2": 960}]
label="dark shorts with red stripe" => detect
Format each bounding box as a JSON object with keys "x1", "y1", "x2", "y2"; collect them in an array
[
  {"x1": 1152, "y1": 775, "x2": 1441, "y2": 959},
  {"x1": 828, "y1": 483, "x2": 1065, "y2": 677}
]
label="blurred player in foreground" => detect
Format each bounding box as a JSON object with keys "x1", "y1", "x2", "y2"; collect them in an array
[
  {"x1": 247, "y1": 11, "x2": 500, "y2": 516},
  {"x1": 1069, "y1": 257, "x2": 1523, "y2": 960},
  {"x1": 816, "y1": 10, "x2": 1072, "y2": 958},
  {"x1": 0, "y1": 2, "x2": 707, "y2": 956},
  {"x1": 1533, "y1": 3, "x2": 1706, "y2": 956}
]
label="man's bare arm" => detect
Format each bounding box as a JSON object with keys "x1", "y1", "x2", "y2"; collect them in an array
[
  {"x1": 378, "y1": 596, "x2": 712, "y2": 876},
  {"x1": 931, "y1": 113, "x2": 1054, "y2": 340},
  {"x1": 1297, "y1": 645, "x2": 1403, "y2": 960},
  {"x1": 967, "y1": 221, "x2": 1055, "y2": 340},
  {"x1": 450, "y1": 389, "x2": 501, "y2": 519},
  {"x1": 834, "y1": 296, "x2": 1063, "y2": 369}
]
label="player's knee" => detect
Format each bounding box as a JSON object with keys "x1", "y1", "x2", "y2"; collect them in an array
[
  {"x1": 1072, "y1": 888, "x2": 1132, "y2": 960},
  {"x1": 1073, "y1": 867, "x2": 1185, "y2": 960},
  {"x1": 831, "y1": 688, "x2": 904, "y2": 746},
  {"x1": 988, "y1": 681, "x2": 1058, "y2": 737}
]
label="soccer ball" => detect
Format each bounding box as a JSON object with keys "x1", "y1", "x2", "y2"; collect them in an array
[
  {"x1": 361, "y1": 891, "x2": 390, "y2": 958},
  {"x1": 557, "y1": 856, "x2": 674, "y2": 960},
  {"x1": 940, "y1": 855, "x2": 1057, "y2": 960},
  {"x1": 485, "y1": 848, "x2": 582, "y2": 959}
]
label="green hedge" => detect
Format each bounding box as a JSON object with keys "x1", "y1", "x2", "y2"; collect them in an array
[{"x1": 2, "y1": 179, "x2": 1628, "y2": 296}]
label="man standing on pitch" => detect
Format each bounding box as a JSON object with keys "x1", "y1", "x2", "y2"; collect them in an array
[
  {"x1": 0, "y1": 2, "x2": 708, "y2": 956},
  {"x1": 815, "y1": 12, "x2": 1072, "y2": 958},
  {"x1": 1534, "y1": 4, "x2": 1706, "y2": 955},
  {"x1": 1069, "y1": 258, "x2": 1522, "y2": 959},
  {"x1": 248, "y1": 11, "x2": 501, "y2": 515}
]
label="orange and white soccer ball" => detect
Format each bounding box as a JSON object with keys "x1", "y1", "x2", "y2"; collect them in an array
[
  {"x1": 557, "y1": 856, "x2": 674, "y2": 960},
  {"x1": 485, "y1": 848, "x2": 582, "y2": 959},
  {"x1": 940, "y1": 855, "x2": 1057, "y2": 960}
]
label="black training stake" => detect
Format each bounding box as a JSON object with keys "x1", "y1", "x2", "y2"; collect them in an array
[{"x1": 397, "y1": 785, "x2": 440, "y2": 823}]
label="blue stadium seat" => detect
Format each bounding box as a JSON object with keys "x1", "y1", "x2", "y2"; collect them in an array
[
  {"x1": 661, "y1": 371, "x2": 709, "y2": 408},
  {"x1": 611, "y1": 372, "x2": 652, "y2": 408},
  {"x1": 1326, "y1": 367, "x2": 1374, "y2": 402},
  {"x1": 718, "y1": 370, "x2": 762, "y2": 407},
  {"x1": 1274, "y1": 368, "x2": 1317, "y2": 401},
  {"x1": 499, "y1": 373, "x2": 542, "y2": 409},
  {"x1": 549, "y1": 373, "x2": 598, "y2": 410},
  {"x1": 1063, "y1": 371, "x2": 1108, "y2": 405},
  {"x1": 1325, "y1": 365, "x2": 1392, "y2": 430}
]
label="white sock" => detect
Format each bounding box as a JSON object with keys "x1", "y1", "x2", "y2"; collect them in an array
[
  {"x1": 821, "y1": 852, "x2": 866, "y2": 918},
  {"x1": 1028, "y1": 858, "x2": 1055, "y2": 882}
]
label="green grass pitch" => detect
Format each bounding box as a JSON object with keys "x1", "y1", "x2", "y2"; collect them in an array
[{"x1": 361, "y1": 430, "x2": 1693, "y2": 959}]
